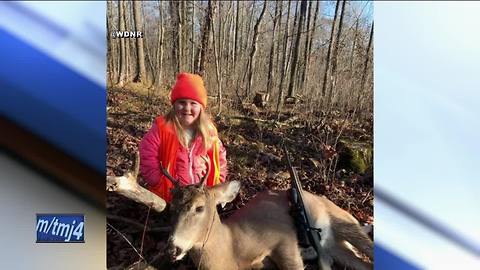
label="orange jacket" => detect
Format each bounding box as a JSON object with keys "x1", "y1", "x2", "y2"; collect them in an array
[{"x1": 140, "y1": 116, "x2": 226, "y2": 202}]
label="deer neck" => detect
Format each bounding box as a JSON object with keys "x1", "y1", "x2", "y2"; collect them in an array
[{"x1": 190, "y1": 211, "x2": 237, "y2": 270}]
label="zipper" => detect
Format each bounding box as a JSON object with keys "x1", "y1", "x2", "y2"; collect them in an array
[{"x1": 188, "y1": 141, "x2": 195, "y2": 184}]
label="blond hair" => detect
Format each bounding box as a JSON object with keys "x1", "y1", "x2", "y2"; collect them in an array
[{"x1": 165, "y1": 108, "x2": 216, "y2": 153}]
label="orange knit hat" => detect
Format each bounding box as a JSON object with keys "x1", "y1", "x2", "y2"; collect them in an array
[{"x1": 170, "y1": 73, "x2": 208, "y2": 108}]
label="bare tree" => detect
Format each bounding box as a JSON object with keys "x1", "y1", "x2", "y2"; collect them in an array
[
  {"x1": 300, "y1": 0, "x2": 319, "y2": 92},
  {"x1": 141, "y1": 2, "x2": 156, "y2": 87},
  {"x1": 286, "y1": 0, "x2": 307, "y2": 99},
  {"x1": 233, "y1": 1, "x2": 240, "y2": 69},
  {"x1": 321, "y1": 0, "x2": 340, "y2": 104},
  {"x1": 267, "y1": 1, "x2": 280, "y2": 95},
  {"x1": 327, "y1": 0, "x2": 347, "y2": 106},
  {"x1": 132, "y1": 0, "x2": 146, "y2": 82},
  {"x1": 276, "y1": 0, "x2": 292, "y2": 112},
  {"x1": 196, "y1": 0, "x2": 213, "y2": 77},
  {"x1": 212, "y1": 1, "x2": 223, "y2": 116},
  {"x1": 346, "y1": 19, "x2": 360, "y2": 110},
  {"x1": 117, "y1": 0, "x2": 128, "y2": 86},
  {"x1": 245, "y1": 0, "x2": 267, "y2": 97},
  {"x1": 274, "y1": 1, "x2": 284, "y2": 81},
  {"x1": 155, "y1": 0, "x2": 164, "y2": 87},
  {"x1": 190, "y1": 0, "x2": 195, "y2": 72},
  {"x1": 107, "y1": 0, "x2": 373, "y2": 118},
  {"x1": 170, "y1": 1, "x2": 180, "y2": 75},
  {"x1": 357, "y1": 22, "x2": 373, "y2": 112},
  {"x1": 107, "y1": 1, "x2": 114, "y2": 84}
]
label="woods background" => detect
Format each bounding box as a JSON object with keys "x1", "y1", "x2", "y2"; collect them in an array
[
  {"x1": 107, "y1": 1, "x2": 373, "y2": 269},
  {"x1": 107, "y1": 0, "x2": 373, "y2": 115}
]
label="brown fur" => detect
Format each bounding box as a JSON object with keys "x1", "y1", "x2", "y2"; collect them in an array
[{"x1": 167, "y1": 181, "x2": 373, "y2": 270}]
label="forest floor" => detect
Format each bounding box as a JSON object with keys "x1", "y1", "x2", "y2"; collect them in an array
[{"x1": 106, "y1": 85, "x2": 373, "y2": 270}]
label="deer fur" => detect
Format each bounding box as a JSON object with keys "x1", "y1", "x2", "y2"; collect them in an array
[{"x1": 166, "y1": 180, "x2": 373, "y2": 270}]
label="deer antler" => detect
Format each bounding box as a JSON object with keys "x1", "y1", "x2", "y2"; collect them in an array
[
  {"x1": 198, "y1": 156, "x2": 210, "y2": 188},
  {"x1": 107, "y1": 151, "x2": 167, "y2": 213},
  {"x1": 160, "y1": 162, "x2": 180, "y2": 188},
  {"x1": 132, "y1": 150, "x2": 140, "y2": 178}
]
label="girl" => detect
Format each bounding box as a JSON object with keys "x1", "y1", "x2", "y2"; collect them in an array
[{"x1": 139, "y1": 73, "x2": 227, "y2": 202}]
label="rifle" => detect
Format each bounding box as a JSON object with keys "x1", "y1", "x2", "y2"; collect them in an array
[{"x1": 283, "y1": 144, "x2": 322, "y2": 261}]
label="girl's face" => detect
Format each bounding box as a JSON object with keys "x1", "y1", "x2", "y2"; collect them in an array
[{"x1": 174, "y1": 99, "x2": 202, "y2": 127}]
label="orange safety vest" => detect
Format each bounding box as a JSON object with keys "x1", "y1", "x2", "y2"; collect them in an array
[{"x1": 149, "y1": 116, "x2": 222, "y2": 202}]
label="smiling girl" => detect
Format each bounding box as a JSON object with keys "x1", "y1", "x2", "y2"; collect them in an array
[{"x1": 139, "y1": 73, "x2": 228, "y2": 202}]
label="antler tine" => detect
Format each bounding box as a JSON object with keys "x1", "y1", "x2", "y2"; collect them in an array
[
  {"x1": 160, "y1": 162, "x2": 180, "y2": 188},
  {"x1": 198, "y1": 156, "x2": 210, "y2": 188},
  {"x1": 132, "y1": 151, "x2": 140, "y2": 178}
]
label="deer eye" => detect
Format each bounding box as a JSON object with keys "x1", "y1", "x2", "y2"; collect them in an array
[{"x1": 195, "y1": 206, "x2": 204, "y2": 213}]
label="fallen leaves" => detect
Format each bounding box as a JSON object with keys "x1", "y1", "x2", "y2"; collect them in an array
[{"x1": 107, "y1": 87, "x2": 373, "y2": 270}]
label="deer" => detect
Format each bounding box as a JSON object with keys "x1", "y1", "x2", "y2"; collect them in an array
[
  {"x1": 161, "y1": 163, "x2": 373, "y2": 270},
  {"x1": 107, "y1": 152, "x2": 373, "y2": 270}
]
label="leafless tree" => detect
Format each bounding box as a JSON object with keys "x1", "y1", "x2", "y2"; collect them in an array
[
  {"x1": 132, "y1": 0, "x2": 146, "y2": 83},
  {"x1": 117, "y1": 0, "x2": 128, "y2": 86},
  {"x1": 327, "y1": 0, "x2": 347, "y2": 106},
  {"x1": 107, "y1": 0, "x2": 373, "y2": 118},
  {"x1": 286, "y1": 0, "x2": 307, "y2": 99},
  {"x1": 267, "y1": 1, "x2": 280, "y2": 95},
  {"x1": 155, "y1": 1, "x2": 164, "y2": 87},
  {"x1": 321, "y1": 0, "x2": 340, "y2": 106},
  {"x1": 244, "y1": 0, "x2": 267, "y2": 97},
  {"x1": 196, "y1": 0, "x2": 213, "y2": 77}
]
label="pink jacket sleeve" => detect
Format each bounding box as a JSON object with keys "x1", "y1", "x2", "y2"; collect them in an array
[
  {"x1": 218, "y1": 139, "x2": 228, "y2": 182},
  {"x1": 139, "y1": 121, "x2": 161, "y2": 187}
]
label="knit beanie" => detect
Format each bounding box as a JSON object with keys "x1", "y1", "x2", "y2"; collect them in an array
[{"x1": 170, "y1": 73, "x2": 208, "y2": 108}]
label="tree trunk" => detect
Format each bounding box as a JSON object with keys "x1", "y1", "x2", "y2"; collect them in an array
[
  {"x1": 225, "y1": 2, "x2": 234, "y2": 81},
  {"x1": 159, "y1": 2, "x2": 165, "y2": 77},
  {"x1": 300, "y1": 0, "x2": 318, "y2": 92},
  {"x1": 267, "y1": 1, "x2": 280, "y2": 95},
  {"x1": 321, "y1": 0, "x2": 340, "y2": 104},
  {"x1": 190, "y1": 1, "x2": 195, "y2": 72},
  {"x1": 286, "y1": 0, "x2": 307, "y2": 99},
  {"x1": 181, "y1": 1, "x2": 186, "y2": 72},
  {"x1": 170, "y1": 1, "x2": 180, "y2": 75},
  {"x1": 285, "y1": 0, "x2": 299, "y2": 83},
  {"x1": 124, "y1": 1, "x2": 133, "y2": 80},
  {"x1": 346, "y1": 19, "x2": 359, "y2": 110},
  {"x1": 141, "y1": 2, "x2": 155, "y2": 87},
  {"x1": 276, "y1": 0, "x2": 292, "y2": 112},
  {"x1": 132, "y1": 0, "x2": 146, "y2": 83},
  {"x1": 107, "y1": 1, "x2": 114, "y2": 85},
  {"x1": 233, "y1": 0, "x2": 240, "y2": 70},
  {"x1": 358, "y1": 22, "x2": 373, "y2": 111},
  {"x1": 196, "y1": 0, "x2": 213, "y2": 77},
  {"x1": 275, "y1": 1, "x2": 284, "y2": 83},
  {"x1": 245, "y1": 0, "x2": 267, "y2": 97},
  {"x1": 177, "y1": 1, "x2": 183, "y2": 73},
  {"x1": 212, "y1": 1, "x2": 223, "y2": 116},
  {"x1": 117, "y1": 0, "x2": 128, "y2": 86},
  {"x1": 327, "y1": 0, "x2": 347, "y2": 106}
]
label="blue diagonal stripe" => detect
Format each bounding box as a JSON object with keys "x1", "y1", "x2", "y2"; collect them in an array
[
  {"x1": 376, "y1": 244, "x2": 422, "y2": 270},
  {"x1": 0, "y1": 29, "x2": 105, "y2": 173}
]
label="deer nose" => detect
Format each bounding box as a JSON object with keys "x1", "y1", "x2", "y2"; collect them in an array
[
  {"x1": 174, "y1": 246, "x2": 183, "y2": 257},
  {"x1": 166, "y1": 240, "x2": 183, "y2": 261}
]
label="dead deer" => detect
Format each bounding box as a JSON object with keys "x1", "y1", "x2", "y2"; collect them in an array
[{"x1": 162, "y1": 165, "x2": 373, "y2": 270}]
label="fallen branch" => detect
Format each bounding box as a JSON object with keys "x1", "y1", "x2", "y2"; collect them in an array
[{"x1": 226, "y1": 115, "x2": 289, "y2": 127}]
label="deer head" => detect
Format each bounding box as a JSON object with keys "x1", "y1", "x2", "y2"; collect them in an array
[{"x1": 161, "y1": 164, "x2": 241, "y2": 261}]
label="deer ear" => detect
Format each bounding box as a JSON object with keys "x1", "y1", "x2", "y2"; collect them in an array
[{"x1": 211, "y1": 181, "x2": 241, "y2": 205}]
